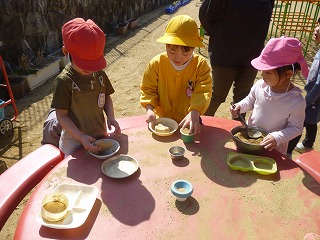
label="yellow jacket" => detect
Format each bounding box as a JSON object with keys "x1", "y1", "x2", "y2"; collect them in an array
[{"x1": 140, "y1": 53, "x2": 212, "y2": 123}]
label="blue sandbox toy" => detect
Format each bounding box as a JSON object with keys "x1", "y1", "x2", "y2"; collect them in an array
[{"x1": 166, "y1": 0, "x2": 191, "y2": 14}]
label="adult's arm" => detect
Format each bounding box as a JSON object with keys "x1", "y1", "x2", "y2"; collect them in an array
[
  {"x1": 270, "y1": 0, "x2": 275, "y2": 9},
  {"x1": 199, "y1": 0, "x2": 222, "y2": 35}
]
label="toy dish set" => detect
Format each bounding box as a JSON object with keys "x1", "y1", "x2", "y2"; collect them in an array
[
  {"x1": 89, "y1": 138, "x2": 120, "y2": 159},
  {"x1": 227, "y1": 152, "x2": 277, "y2": 175},
  {"x1": 149, "y1": 117, "x2": 178, "y2": 137},
  {"x1": 101, "y1": 154, "x2": 139, "y2": 178},
  {"x1": 171, "y1": 180, "x2": 193, "y2": 201},
  {"x1": 36, "y1": 184, "x2": 99, "y2": 229},
  {"x1": 180, "y1": 127, "x2": 194, "y2": 143},
  {"x1": 169, "y1": 146, "x2": 185, "y2": 160},
  {"x1": 41, "y1": 193, "x2": 69, "y2": 222},
  {"x1": 230, "y1": 126, "x2": 268, "y2": 154}
]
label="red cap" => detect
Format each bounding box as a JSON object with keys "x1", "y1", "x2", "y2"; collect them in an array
[{"x1": 62, "y1": 18, "x2": 106, "y2": 71}]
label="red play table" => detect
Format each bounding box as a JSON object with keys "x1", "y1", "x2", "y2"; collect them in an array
[{"x1": 14, "y1": 116, "x2": 320, "y2": 239}]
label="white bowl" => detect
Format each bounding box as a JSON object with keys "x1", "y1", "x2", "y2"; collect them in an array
[
  {"x1": 89, "y1": 139, "x2": 120, "y2": 160},
  {"x1": 148, "y1": 118, "x2": 178, "y2": 137}
]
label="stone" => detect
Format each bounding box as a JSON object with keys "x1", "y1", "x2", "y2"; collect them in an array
[
  {"x1": 0, "y1": 0, "x2": 171, "y2": 69},
  {"x1": 0, "y1": 160, "x2": 7, "y2": 174}
]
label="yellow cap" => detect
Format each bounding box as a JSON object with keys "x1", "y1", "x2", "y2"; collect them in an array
[{"x1": 157, "y1": 15, "x2": 204, "y2": 48}]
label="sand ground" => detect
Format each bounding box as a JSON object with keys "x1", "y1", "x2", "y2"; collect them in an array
[{"x1": 1, "y1": 1, "x2": 319, "y2": 239}]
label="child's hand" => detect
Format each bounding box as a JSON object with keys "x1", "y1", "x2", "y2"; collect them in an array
[
  {"x1": 80, "y1": 135, "x2": 100, "y2": 152},
  {"x1": 146, "y1": 108, "x2": 156, "y2": 124},
  {"x1": 230, "y1": 102, "x2": 241, "y2": 118},
  {"x1": 107, "y1": 118, "x2": 121, "y2": 136},
  {"x1": 179, "y1": 110, "x2": 201, "y2": 134},
  {"x1": 260, "y1": 134, "x2": 277, "y2": 151}
]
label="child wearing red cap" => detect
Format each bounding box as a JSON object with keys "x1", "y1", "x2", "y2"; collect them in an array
[
  {"x1": 230, "y1": 36, "x2": 309, "y2": 155},
  {"x1": 51, "y1": 18, "x2": 121, "y2": 156},
  {"x1": 140, "y1": 15, "x2": 212, "y2": 134}
]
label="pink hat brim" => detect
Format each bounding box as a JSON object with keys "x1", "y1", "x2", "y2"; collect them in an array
[{"x1": 251, "y1": 55, "x2": 309, "y2": 79}]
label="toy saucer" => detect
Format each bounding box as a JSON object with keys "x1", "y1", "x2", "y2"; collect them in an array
[
  {"x1": 171, "y1": 180, "x2": 193, "y2": 201},
  {"x1": 148, "y1": 118, "x2": 178, "y2": 137},
  {"x1": 101, "y1": 154, "x2": 139, "y2": 178},
  {"x1": 89, "y1": 139, "x2": 120, "y2": 160}
]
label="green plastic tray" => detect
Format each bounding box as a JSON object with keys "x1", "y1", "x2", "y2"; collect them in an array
[{"x1": 227, "y1": 152, "x2": 277, "y2": 175}]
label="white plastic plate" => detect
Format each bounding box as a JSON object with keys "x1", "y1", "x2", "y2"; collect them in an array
[
  {"x1": 101, "y1": 154, "x2": 139, "y2": 178},
  {"x1": 36, "y1": 184, "x2": 98, "y2": 229}
]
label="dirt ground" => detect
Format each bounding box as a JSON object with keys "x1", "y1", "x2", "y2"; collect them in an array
[{"x1": 1, "y1": 1, "x2": 319, "y2": 239}]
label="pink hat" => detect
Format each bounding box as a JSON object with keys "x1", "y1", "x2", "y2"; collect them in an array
[
  {"x1": 251, "y1": 36, "x2": 309, "y2": 78},
  {"x1": 62, "y1": 18, "x2": 106, "y2": 71}
]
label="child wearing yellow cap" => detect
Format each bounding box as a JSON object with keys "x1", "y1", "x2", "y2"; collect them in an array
[
  {"x1": 51, "y1": 18, "x2": 121, "y2": 156},
  {"x1": 140, "y1": 15, "x2": 212, "y2": 134}
]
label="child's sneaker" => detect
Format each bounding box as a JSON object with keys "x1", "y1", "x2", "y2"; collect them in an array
[{"x1": 294, "y1": 142, "x2": 313, "y2": 153}]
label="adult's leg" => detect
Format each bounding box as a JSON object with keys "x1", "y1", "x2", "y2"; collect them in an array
[
  {"x1": 233, "y1": 66, "x2": 257, "y2": 104},
  {"x1": 229, "y1": 67, "x2": 257, "y2": 121},
  {"x1": 303, "y1": 122, "x2": 318, "y2": 148},
  {"x1": 204, "y1": 66, "x2": 236, "y2": 116}
]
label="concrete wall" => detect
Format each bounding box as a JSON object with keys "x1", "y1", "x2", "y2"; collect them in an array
[{"x1": 0, "y1": 0, "x2": 171, "y2": 69}]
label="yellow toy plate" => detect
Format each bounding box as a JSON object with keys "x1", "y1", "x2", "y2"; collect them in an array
[{"x1": 227, "y1": 152, "x2": 277, "y2": 175}]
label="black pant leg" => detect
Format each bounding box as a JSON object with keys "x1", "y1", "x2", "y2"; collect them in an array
[
  {"x1": 287, "y1": 135, "x2": 302, "y2": 154},
  {"x1": 303, "y1": 123, "x2": 318, "y2": 148}
]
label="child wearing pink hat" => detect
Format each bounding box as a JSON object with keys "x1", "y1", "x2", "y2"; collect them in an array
[
  {"x1": 51, "y1": 18, "x2": 121, "y2": 156},
  {"x1": 230, "y1": 36, "x2": 309, "y2": 155}
]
